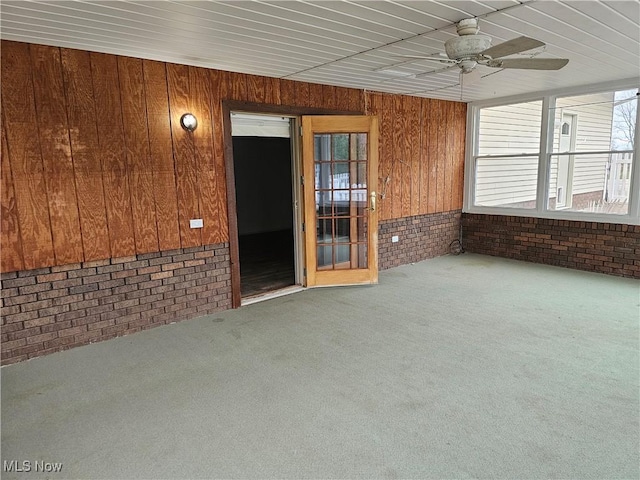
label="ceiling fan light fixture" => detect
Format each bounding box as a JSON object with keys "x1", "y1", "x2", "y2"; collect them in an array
[
  {"x1": 459, "y1": 60, "x2": 477, "y2": 73},
  {"x1": 444, "y1": 35, "x2": 492, "y2": 60}
]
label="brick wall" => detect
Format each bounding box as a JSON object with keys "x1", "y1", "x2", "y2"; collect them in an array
[
  {"x1": 2, "y1": 212, "x2": 465, "y2": 365},
  {"x1": 1, "y1": 243, "x2": 231, "y2": 365},
  {"x1": 379, "y1": 210, "x2": 461, "y2": 270},
  {"x1": 462, "y1": 214, "x2": 640, "y2": 279}
]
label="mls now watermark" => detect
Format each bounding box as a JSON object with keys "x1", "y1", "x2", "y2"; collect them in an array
[{"x1": 3, "y1": 460, "x2": 63, "y2": 473}]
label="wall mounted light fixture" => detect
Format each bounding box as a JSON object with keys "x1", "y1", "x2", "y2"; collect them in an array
[{"x1": 180, "y1": 113, "x2": 198, "y2": 132}]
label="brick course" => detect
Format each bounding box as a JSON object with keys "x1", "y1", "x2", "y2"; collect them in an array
[
  {"x1": 462, "y1": 214, "x2": 640, "y2": 279},
  {"x1": 1, "y1": 243, "x2": 231, "y2": 366},
  {"x1": 379, "y1": 210, "x2": 462, "y2": 270}
]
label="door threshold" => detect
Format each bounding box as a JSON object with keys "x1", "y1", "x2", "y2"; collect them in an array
[{"x1": 241, "y1": 285, "x2": 305, "y2": 306}]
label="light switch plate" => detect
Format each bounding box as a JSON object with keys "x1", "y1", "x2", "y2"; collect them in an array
[
  {"x1": 190, "y1": 219, "x2": 204, "y2": 229},
  {"x1": 391, "y1": 235, "x2": 399, "y2": 243}
]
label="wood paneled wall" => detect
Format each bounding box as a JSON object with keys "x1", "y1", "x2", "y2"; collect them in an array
[
  {"x1": 0, "y1": 40, "x2": 465, "y2": 273},
  {"x1": 367, "y1": 92, "x2": 466, "y2": 222}
]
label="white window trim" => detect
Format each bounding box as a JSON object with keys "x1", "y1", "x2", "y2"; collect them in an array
[{"x1": 464, "y1": 77, "x2": 640, "y2": 225}]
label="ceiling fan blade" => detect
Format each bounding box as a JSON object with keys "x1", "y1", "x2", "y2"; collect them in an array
[
  {"x1": 414, "y1": 64, "x2": 459, "y2": 78},
  {"x1": 392, "y1": 54, "x2": 457, "y2": 63},
  {"x1": 480, "y1": 36, "x2": 545, "y2": 59},
  {"x1": 488, "y1": 58, "x2": 569, "y2": 70}
]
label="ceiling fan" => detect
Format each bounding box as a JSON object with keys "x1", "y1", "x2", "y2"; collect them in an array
[{"x1": 393, "y1": 18, "x2": 569, "y2": 85}]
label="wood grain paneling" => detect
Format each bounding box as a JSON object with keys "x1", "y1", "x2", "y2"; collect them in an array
[
  {"x1": 61, "y1": 48, "x2": 111, "y2": 261},
  {"x1": 441, "y1": 102, "x2": 455, "y2": 212},
  {"x1": 246, "y1": 74, "x2": 266, "y2": 104},
  {"x1": 142, "y1": 59, "x2": 181, "y2": 251},
  {"x1": 230, "y1": 72, "x2": 247, "y2": 101},
  {"x1": 167, "y1": 63, "x2": 202, "y2": 247},
  {"x1": 419, "y1": 99, "x2": 430, "y2": 215},
  {"x1": 1, "y1": 121, "x2": 24, "y2": 272},
  {"x1": 335, "y1": 86, "x2": 351, "y2": 111},
  {"x1": 1, "y1": 40, "x2": 466, "y2": 273},
  {"x1": 379, "y1": 94, "x2": 394, "y2": 221},
  {"x1": 264, "y1": 77, "x2": 281, "y2": 105},
  {"x1": 435, "y1": 100, "x2": 447, "y2": 213},
  {"x1": 391, "y1": 95, "x2": 404, "y2": 219},
  {"x1": 401, "y1": 96, "x2": 412, "y2": 218},
  {"x1": 117, "y1": 56, "x2": 159, "y2": 254},
  {"x1": 294, "y1": 81, "x2": 310, "y2": 107},
  {"x1": 91, "y1": 52, "x2": 136, "y2": 257},
  {"x1": 279, "y1": 79, "x2": 296, "y2": 106},
  {"x1": 190, "y1": 66, "x2": 221, "y2": 245},
  {"x1": 29, "y1": 44, "x2": 84, "y2": 264},
  {"x1": 2, "y1": 42, "x2": 55, "y2": 269},
  {"x1": 209, "y1": 69, "x2": 229, "y2": 243},
  {"x1": 455, "y1": 103, "x2": 467, "y2": 209},
  {"x1": 409, "y1": 96, "x2": 422, "y2": 216},
  {"x1": 426, "y1": 99, "x2": 439, "y2": 214},
  {"x1": 308, "y1": 83, "x2": 324, "y2": 109},
  {"x1": 322, "y1": 85, "x2": 337, "y2": 110}
]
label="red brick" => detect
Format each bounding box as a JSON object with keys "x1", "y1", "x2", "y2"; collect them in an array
[
  {"x1": 87, "y1": 319, "x2": 116, "y2": 331},
  {"x1": 57, "y1": 325, "x2": 88, "y2": 338},
  {"x1": 150, "y1": 271, "x2": 173, "y2": 280},
  {"x1": 36, "y1": 272, "x2": 68, "y2": 283},
  {"x1": 161, "y1": 262, "x2": 184, "y2": 271},
  {"x1": 41, "y1": 321, "x2": 73, "y2": 333},
  {"x1": 43, "y1": 336, "x2": 76, "y2": 349},
  {"x1": 6, "y1": 326, "x2": 41, "y2": 341},
  {"x1": 51, "y1": 263, "x2": 82, "y2": 273},
  {"x1": 26, "y1": 331, "x2": 58, "y2": 344},
  {"x1": 23, "y1": 316, "x2": 56, "y2": 329},
  {"x1": 2, "y1": 277, "x2": 36, "y2": 288}
]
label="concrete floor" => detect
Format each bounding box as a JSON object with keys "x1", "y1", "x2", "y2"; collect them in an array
[{"x1": 2, "y1": 254, "x2": 639, "y2": 479}]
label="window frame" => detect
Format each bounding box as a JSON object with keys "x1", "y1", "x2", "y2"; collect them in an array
[{"x1": 464, "y1": 78, "x2": 640, "y2": 225}]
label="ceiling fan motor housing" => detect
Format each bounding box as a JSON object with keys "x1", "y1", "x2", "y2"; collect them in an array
[{"x1": 444, "y1": 34, "x2": 492, "y2": 61}]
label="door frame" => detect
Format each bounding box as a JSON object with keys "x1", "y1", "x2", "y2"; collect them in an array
[
  {"x1": 222, "y1": 100, "x2": 362, "y2": 308},
  {"x1": 556, "y1": 111, "x2": 577, "y2": 209}
]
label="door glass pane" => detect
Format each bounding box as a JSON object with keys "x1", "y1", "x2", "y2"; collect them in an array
[
  {"x1": 332, "y1": 134, "x2": 349, "y2": 160},
  {"x1": 351, "y1": 134, "x2": 368, "y2": 160},
  {"x1": 317, "y1": 246, "x2": 333, "y2": 269},
  {"x1": 315, "y1": 163, "x2": 331, "y2": 189},
  {"x1": 315, "y1": 134, "x2": 331, "y2": 162},
  {"x1": 335, "y1": 190, "x2": 350, "y2": 217},
  {"x1": 336, "y1": 218, "x2": 350, "y2": 241},
  {"x1": 317, "y1": 218, "x2": 332, "y2": 243},
  {"x1": 335, "y1": 244, "x2": 351, "y2": 268},
  {"x1": 317, "y1": 191, "x2": 332, "y2": 216},
  {"x1": 333, "y1": 163, "x2": 350, "y2": 188},
  {"x1": 313, "y1": 132, "x2": 369, "y2": 271},
  {"x1": 356, "y1": 162, "x2": 367, "y2": 185}
]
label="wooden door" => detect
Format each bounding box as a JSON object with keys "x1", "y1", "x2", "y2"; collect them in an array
[{"x1": 302, "y1": 115, "x2": 378, "y2": 287}]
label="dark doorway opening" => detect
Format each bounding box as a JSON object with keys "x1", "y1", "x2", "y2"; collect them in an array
[{"x1": 232, "y1": 136, "x2": 295, "y2": 298}]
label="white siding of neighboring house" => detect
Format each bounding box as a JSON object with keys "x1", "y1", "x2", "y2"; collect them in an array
[
  {"x1": 550, "y1": 93, "x2": 613, "y2": 198},
  {"x1": 475, "y1": 101, "x2": 541, "y2": 206},
  {"x1": 475, "y1": 93, "x2": 613, "y2": 207}
]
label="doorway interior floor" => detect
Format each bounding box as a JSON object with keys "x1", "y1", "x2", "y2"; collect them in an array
[{"x1": 239, "y1": 229, "x2": 295, "y2": 298}]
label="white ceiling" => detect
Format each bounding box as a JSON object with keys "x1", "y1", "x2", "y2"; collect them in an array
[{"x1": 1, "y1": 0, "x2": 638, "y2": 102}]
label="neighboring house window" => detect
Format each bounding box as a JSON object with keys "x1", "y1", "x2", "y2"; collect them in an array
[{"x1": 465, "y1": 83, "x2": 639, "y2": 224}]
